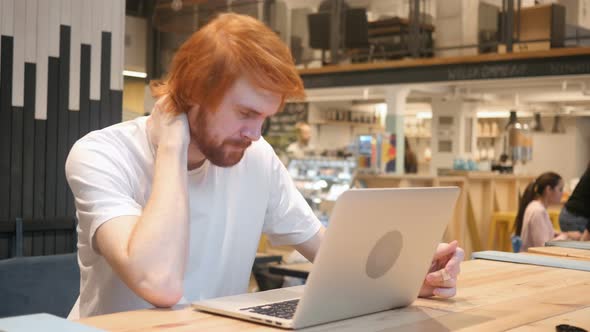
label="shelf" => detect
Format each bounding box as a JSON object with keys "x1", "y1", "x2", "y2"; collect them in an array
[
  {"x1": 406, "y1": 135, "x2": 431, "y2": 139},
  {"x1": 312, "y1": 120, "x2": 384, "y2": 130},
  {"x1": 299, "y1": 47, "x2": 590, "y2": 89},
  {"x1": 477, "y1": 135, "x2": 500, "y2": 139}
]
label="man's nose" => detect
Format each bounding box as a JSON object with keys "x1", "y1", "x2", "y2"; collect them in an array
[{"x1": 242, "y1": 123, "x2": 262, "y2": 141}]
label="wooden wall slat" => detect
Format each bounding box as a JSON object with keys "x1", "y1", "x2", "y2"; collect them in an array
[
  {"x1": 55, "y1": 230, "x2": 66, "y2": 254},
  {"x1": 23, "y1": 232, "x2": 32, "y2": 256},
  {"x1": 43, "y1": 230, "x2": 56, "y2": 255},
  {"x1": 33, "y1": 119, "x2": 46, "y2": 218},
  {"x1": 0, "y1": 235, "x2": 10, "y2": 259},
  {"x1": 35, "y1": 0, "x2": 49, "y2": 120},
  {"x1": 55, "y1": 25, "x2": 70, "y2": 216},
  {"x1": 32, "y1": 231, "x2": 43, "y2": 256},
  {"x1": 89, "y1": 100, "x2": 100, "y2": 132},
  {"x1": 0, "y1": 36, "x2": 14, "y2": 219},
  {"x1": 22, "y1": 63, "x2": 36, "y2": 218},
  {"x1": 44, "y1": 56, "x2": 59, "y2": 217},
  {"x1": 79, "y1": 44, "x2": 91, "y2": 137},
  {"x1": 99, "y1": 32, "x2": 111, "y2": 129},
  {"x1": 9, "y1": 107, "x2": 23, "y2": 218},
  {"x1": 66, "y1": 110, "x2": 79, "y2": 216},
  {"x1": 111, "y1": 90, "x2": 122, "y2": 125},
  {"x1": 11, "y1": 0, "x2": 25, "y2": 108}
]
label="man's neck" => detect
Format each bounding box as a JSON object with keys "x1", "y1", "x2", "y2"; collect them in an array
[{"x1": 187, "y1": 142, "x2": 206, "y2": 170}]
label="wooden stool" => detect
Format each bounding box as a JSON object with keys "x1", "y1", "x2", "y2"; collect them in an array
[{"x1": 487, "y1": 211, "x2": 517, "y2": 252}]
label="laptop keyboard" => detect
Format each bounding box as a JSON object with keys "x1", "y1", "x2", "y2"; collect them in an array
[{"x1": 240, "y1": 299, "x2": 299, "y2": 320}]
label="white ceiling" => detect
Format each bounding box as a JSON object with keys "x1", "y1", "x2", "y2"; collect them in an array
[{"x1": 303, "y1": 75, "x2": 590, "y2": 116}]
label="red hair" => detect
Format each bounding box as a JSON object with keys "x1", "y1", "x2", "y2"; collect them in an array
[{"x1": 151, "y1": 13, "x2": 305, "y2": 114}]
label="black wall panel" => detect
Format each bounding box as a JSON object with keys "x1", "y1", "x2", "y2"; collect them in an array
[
  {"x1": 9, "y1": 108, "x2": 23, "y2": 218},
  {"x1": 44, "y1": 57, "x2": 59, "y2": 218},
  {"x1": 22, "y1": 63, "x2": 36, "y2": 219},
  {"x1": 56, "y1": 25, "x2": 71, "y2": 217},
  {"x1": 1, "y1": 20, "x2": 124, "y2": 259},
  {"x1": 33, "y1": 120, "x2": 46, "y2": 218},
  {"x1": 79, "y1": 44, "x2": 91, "y2": 137},
  {"x1": 0, "y1": 36, "x2": 13, "y2": 219},
  {"x1": 99, "y1": 32, "x2": 112, "y2": 129}
]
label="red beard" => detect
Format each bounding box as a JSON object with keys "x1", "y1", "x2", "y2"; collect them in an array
[{"x1": 191, "y1": 108, "x2": 251, "y2": 167}]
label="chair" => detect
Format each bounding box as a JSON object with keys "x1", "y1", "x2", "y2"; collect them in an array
[
  {"x1": 0, "y1": 253, "x2": 80, "y2": 318},
  {"x1": 0, "y1": 217, "x2": 78, "y2": 259},
  {"x1": 487, "y1": 211, "x2": 517, "y2": 252}
]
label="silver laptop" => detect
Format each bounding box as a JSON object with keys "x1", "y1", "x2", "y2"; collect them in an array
[{"x1": 192, "y1": 187, "x2": 459, "y2": 329}]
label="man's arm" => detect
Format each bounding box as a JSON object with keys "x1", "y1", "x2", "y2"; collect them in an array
[
  {"x1": 292, "y1": 226, "x2": 326, "y2": 262},
  {"x1": 94, "y1": 106, "x2": 190, "y2": 308}
]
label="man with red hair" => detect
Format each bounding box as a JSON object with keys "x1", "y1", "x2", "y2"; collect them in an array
[{"x1": 65, "y1": 13, "x2": 464, "y2": 319}]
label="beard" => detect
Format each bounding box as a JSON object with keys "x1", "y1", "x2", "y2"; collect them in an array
[{"x1": 191, "y1": 107, "x2": 252, "y2": 167}]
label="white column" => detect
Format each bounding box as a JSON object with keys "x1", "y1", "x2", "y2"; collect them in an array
[
  {"x1": 384, "y1": 87, "x2": 409, "y2": 174},
  {"x1": 430, "y1": 98, "x2": 477, "y2": 174}
]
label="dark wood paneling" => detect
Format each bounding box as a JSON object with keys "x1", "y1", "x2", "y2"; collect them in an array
[
  {"x1": 22, "y1": 63, "x2": 36, "y2": 218},
  {"x1": 111, "y1": 90, "x2": 122, "y2": 125},
  {"x1": 0, "y1": 36, "x2": 14, "y2": 219},
  {"x1": 55, "y1": 230, "x2": 66, "y2": 254},
  {"x1": 45, "y1": 57, "x2": 59, "y2": 217},
  {"x1": 79, "y1": 44, "x2": 91, "y2": 137},
  {"x1": 23, "y1": 233, "x2": 32, "y2": 256},
  {"x1": 43, "y1": 230, "x2": 56, "y2": 255},
  {"x1": 66, "y1": 110, "x2": 79, "y2": 216},
  {"x1": 100, "y1": 32, "x2": 112, "y2": 129},
  {"x1": 32, "y1": 231, "x2": 44, "y2": 256},
  {"x1": 56, "y1": 25, "x2": 71, "y2": 216},
  {"x1": 33, "y1": 120, "x2": 46, "y2": 218},
  {"x1": 10, "y1": 107, "x2": 24, "y2": 218},
  {"x1": 0, "y1": 234, "x2": 9, "y2": 259},
  {"x1": 90, "y1": 100, "x2": 100, "y2": 131}
]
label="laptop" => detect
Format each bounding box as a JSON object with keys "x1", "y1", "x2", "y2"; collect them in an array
[{"x1": 192, "y1": 187, "x2": 459, "y2": 329}]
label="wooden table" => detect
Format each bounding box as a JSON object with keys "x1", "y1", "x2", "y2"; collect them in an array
[
  {"x1": 268, "y1": 263, "x2": 311, "y2": 279},
  {"x1": 254, "y1": 252, "x2": 282, "y2": 265},
  {"x1": 78, "y1": 259, "x2": 590, "y2": 331},
  {"x1": 528, "y1": 246, "x2": 590, "y2": 261}
]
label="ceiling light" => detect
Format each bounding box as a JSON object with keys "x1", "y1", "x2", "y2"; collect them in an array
[{"x1": 123, "y1": 70, "x2": 147, "y2": 78}]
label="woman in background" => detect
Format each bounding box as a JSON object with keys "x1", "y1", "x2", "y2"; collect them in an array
[{"x1": 515, "y1": 172, "x2": 567, "y2": 252}]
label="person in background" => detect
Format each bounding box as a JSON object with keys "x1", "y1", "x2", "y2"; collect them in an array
[
  {"x1": 404, "y1": 138, "x2": 418, "y2": 173},
  {"x1": 559, "y1": 162, "x2": 590, "y2": 241},
  {"x1": 514, "y1": 172, "x2": 567, "y2": 252},
  {"x1": 286, "y1": 121, "x2": 315, "y2": 160}
]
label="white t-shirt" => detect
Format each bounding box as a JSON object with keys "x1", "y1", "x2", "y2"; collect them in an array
[{"x1": 65, "y1": 116, "x2": 321, "y2": 318}]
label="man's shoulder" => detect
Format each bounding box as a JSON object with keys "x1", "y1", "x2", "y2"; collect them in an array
[
  {"x1": 74, "y1": 117, "x2": 148, "y2": 152},
  {"x1": 67, "y1": 117, "x2": 150, "y2": 172}
]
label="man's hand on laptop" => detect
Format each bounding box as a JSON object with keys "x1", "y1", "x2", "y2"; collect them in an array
[{"x1": 418, "y1": 240, "x2": 464, "y2": 299}]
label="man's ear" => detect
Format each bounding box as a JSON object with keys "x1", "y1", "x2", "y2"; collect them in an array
[{"x1": 186, "y1": 104, "x2": 200, "y2": 119}]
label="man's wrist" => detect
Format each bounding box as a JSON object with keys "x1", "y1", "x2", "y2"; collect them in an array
[{"x1": 157, "y1": 139, "x2": 188, "y2": 156}]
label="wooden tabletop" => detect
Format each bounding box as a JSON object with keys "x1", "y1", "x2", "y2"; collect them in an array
[
  {"x1": 527, "y1": 246, "x2": 590, "y2": 261},
  {"x1": 268, "y1": 263, "x2": 312, "y2": 279},
  {"x1": 78, "y1": 259, "x2": 590, "y2": 331}
]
